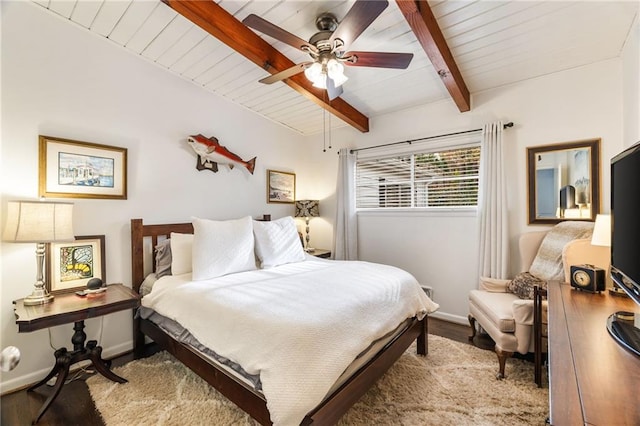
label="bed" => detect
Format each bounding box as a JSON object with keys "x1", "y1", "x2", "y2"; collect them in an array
[{"x1": 130, "y1": 216, "x2": 437, "y2": 425}]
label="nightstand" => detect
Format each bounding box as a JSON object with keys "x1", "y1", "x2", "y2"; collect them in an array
[
  {"x1": 13, "y1": 284, "x2": 140, "y2": 424},
  {"x1": 309, "y1": 249, "x2": 331, "y2": 259}
]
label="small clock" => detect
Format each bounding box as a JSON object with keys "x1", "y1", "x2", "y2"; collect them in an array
[{"x1": 570, "y1": 264, "x2": 605, "y2": 293}]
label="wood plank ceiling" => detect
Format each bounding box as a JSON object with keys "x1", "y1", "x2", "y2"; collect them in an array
[{"x1": 31, "y1": 0, "x2": 638, "y2": 136}]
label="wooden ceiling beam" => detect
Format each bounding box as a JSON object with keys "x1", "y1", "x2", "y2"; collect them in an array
[
  {"x1": 396, "y1": 0, "x2": 470, "y2": 112},
  {"x1": 162, "y1": 0, "x2": 369, "y2": 133}
]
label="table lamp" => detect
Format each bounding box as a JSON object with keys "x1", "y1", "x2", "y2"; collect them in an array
[
  {"x1": 295, "y1": 200, "x2": 319, "y2": 252},
  {"x1": 591, "y1": 214, "x2": 621, "y2": 296},
  {"x1": 3, "y1": 200, "x2": 74, "y2": 305}
]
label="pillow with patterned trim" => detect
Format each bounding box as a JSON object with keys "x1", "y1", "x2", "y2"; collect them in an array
[{"x1": 507, "y1": 272, "x2": 546, "y2": 300}]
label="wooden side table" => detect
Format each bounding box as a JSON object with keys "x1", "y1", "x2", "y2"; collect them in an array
[
  {"x1": 13, "y1": 284, "x2": 140, "y2": 424},
  {"x1": 309, "y1": 249, "x2": 331, "y2": 259}
]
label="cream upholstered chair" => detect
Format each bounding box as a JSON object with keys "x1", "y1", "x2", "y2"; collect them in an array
[{"x1": 468, "y1": 222, "x2": 609, "y2": 379}]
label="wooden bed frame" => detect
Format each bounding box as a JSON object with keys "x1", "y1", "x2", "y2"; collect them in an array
[{"x1": 130, "y1": 217, "x2": 429, "y2": 425}]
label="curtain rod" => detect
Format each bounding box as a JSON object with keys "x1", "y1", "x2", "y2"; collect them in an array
[{"x1": 350, "y1": 122, "x2": 514, "y2": 154}]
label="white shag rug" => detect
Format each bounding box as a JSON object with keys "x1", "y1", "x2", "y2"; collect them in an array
[{"x1": 87, "y1": 335, "x2": 548, "y2": 425}]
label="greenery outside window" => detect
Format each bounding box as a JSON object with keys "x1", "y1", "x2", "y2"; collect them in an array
[{"x1": 356, "y1": 145, "x2": 481, "y2": 209}]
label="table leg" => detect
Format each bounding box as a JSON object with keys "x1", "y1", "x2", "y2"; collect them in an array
[
  {"x1": 31, "y1": 350, "x2": 72, "y2": 424},
  {"x1": 29, "y1": 320, "x2": 127, "y2": 423},
  {"x1": 27, "y1": 348, "x2": 69, "y2": 392},
  {"x1": 86, "y1": 340, "x2": 126, "y2": 383},
  {"x1": 71, "y1": 320, "x2": 87, "y2": 352}
]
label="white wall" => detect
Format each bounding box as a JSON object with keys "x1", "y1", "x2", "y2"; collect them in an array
[
  {"x1": 622, "y1": 14, "x2": 640, "y2": 148},
  {"x1": 308, "y1": 58, "x2": 625, "y2": 324},
  {"x1": 0, "y1": 2, "x2": 307, "y2": 393}
]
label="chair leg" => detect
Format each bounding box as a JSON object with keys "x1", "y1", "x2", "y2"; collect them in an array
[
  {"x1": 494, "y1": 347, "x2": 513, "y2": 380},
  {"x1": 468, "y1": 314, "x2": 477, "y2": 341}
]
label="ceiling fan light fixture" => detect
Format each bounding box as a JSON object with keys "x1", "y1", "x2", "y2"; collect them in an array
[
  {"x1": 312, "y1": 76, "x2": 327, "y2": 90},
  {"x1": 304, "y1": 62, "x2": 323, "y2": 83},
  {"x1": 327, "y1": 59, "x2": 348, "y2": 87}
]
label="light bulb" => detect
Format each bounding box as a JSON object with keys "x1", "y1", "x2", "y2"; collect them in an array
[
  {"x1": 312, "y1": 75, "x2": 327, "y2": 89},
  {"x1": 304, "y1": 63, "x2": 323, "y2": 85}
]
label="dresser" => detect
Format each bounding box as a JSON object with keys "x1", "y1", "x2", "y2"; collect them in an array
[{"x1": 547, "y1": 282, "x2": 640, "y2": 425}]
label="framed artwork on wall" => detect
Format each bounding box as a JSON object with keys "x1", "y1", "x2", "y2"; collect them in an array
[
  {"x1": 47, "y1": 235, "x2": 106, "y2": 294},
  {"x1": 267, "y1": 170, "x2": 295, "y2": 203},
  {"x1": 39, "y1": 135, "x2": 128, "y2": 199}
]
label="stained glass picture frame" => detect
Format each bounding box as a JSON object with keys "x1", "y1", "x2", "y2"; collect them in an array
[{"x1": 47, "y1": 235, "x2": 106, "y2": 294}]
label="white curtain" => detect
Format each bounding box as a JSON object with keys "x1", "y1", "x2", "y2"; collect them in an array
[
  {"x1": 333, "y1": 148, "x2": 358, "y2": 260},
  {"x1": 477, "y1": 121, "x2": 509, "y2": 279}
]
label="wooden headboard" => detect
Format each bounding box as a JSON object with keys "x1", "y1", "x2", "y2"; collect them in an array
[
  {"x1": 130, "y1": 219, "x2": 192, "y2": 294},
  {"x1": 130, "y1": 215, "x2": 271, "y2": 295}
]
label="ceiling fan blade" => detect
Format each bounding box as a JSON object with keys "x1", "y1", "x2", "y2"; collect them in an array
[
  {"x1": 327, "y1": 77, "x2": 343, "y2": 101},
  {"x1": 344, "y1": 51, "x2": 413, "y2": 69},
  {"x1": 259, "y1": 62, "x2": 312, "y2": 84},
  {"x1": 330, "y1": 0, "x2": 389, "y2": 51},
  {"x1": 243, "y1": 14, "x2": 318, "y2": 54}
]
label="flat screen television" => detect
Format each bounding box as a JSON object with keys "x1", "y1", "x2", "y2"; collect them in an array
[{"x1": 608, "y1": 140, "x2": 640, "y2": 356}]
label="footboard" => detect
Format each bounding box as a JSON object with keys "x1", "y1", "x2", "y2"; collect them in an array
[{"x1": 139, "y1": 313, "x2": 427, "y2": 426}]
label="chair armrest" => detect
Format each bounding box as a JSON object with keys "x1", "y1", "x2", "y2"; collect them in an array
[
  {"x1": 512, "y1": 299, "x2": 534, "y2": 325},
  {"x1": 512, "y1": 299, "x2": 547, "y2": 325},
  {"x1": 479, "y1": 276, "x2": 510, "y2": 292}
]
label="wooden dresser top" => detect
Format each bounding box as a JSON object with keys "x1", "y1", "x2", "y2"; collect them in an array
[{"x1": 548, "y1": 282, "x2": 640, "y2": 426}]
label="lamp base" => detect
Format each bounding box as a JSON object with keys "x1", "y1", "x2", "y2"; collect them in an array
[{"x1": 23, "y1": 289, "x2": 54, "y2": 306}]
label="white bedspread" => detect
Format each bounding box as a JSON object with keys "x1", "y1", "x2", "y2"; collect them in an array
[{"x1": 142, "y1": 257, "x2": 438, "y2": 425}]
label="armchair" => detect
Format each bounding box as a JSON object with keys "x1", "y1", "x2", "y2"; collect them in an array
[{"x1": 468, "y1": 222, "x2": 608, "y2": 379}]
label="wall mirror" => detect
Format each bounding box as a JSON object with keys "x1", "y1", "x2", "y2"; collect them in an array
[{"x1": 527, "y1": 138, "x2": 600, "y2": 224}]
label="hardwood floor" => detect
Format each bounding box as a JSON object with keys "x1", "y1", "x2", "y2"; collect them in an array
[{"x1": 1, "y1": 318, "x2": 491, "y2": 426}]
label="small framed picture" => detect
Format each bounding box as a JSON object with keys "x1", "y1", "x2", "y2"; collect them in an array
[
  {"x1": 47, "y1": 235, "x2": 106, "y2": 294},
  {"x1": 39, "y1": 135, "x2": 127, "y2": 199},
  {"x1": 267, "y1": 170, "x2": 296, "y2": 203}
]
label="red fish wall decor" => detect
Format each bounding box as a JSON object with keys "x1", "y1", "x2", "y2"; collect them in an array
[{"x1": 187, "y1": 134, "x2": 256, "y2": 175}]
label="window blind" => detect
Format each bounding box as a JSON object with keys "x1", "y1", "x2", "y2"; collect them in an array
[{"x1": 356, "y1": 146, "x2": 481, "y2": 209}]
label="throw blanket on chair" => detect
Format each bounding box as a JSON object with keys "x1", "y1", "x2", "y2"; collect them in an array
[{"x1": 529, "y1": 221, "x2": 594, "y2": 281}]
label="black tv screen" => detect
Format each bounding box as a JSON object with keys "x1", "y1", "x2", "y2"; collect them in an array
[{"x1": 611, "y1": 141, "x2": 640, "y2": 304}]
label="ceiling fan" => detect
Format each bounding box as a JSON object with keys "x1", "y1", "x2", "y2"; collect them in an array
[{"x1": 243, "y1": 0, "x2": 413, "y2": 101}]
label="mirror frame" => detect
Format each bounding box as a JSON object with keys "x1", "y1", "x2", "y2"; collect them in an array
[{"x1": 527, "y1": 138, "x2": 601, "y2": 225}]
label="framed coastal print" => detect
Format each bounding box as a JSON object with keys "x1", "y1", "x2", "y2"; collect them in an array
[
  {"x1": 47, "y1": 235, "x2": 106, "y2": 294},
  {"x1": 39, "y1": 135, "x2": 128, "y2": 199},
  {"x1": 267, "y1": 170, "x2": 295, "y2": 203}
]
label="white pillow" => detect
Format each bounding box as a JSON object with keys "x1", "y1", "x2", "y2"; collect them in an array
[
  {"x1": 170, "y1": 233, "x2": 194, "y2": 275},
  {"x1": 192, "y1": 216, "x2": 257, "y2": 280},
  {"x1": 253, "y1": 216, "x2": 305, "y2": 268}
]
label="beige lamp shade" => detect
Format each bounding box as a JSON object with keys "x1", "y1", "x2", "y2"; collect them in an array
[
  {"x1": 591, "y1": 214, "x2": 611, "y2": 247},
  {"x1": 3, "y1": 201, "x2": 74, "y2": 243}
]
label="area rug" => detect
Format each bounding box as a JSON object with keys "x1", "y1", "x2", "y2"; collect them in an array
[{"x1": 87, "y1": 335, "x2": 548, "y2": 425}]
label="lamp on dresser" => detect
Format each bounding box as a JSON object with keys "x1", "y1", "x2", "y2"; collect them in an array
[
  {"x1": 295, "y1": 199, "x2": 319, "y2": 252},
  {"x1": 591, "y1": 214, "x2": 622, "y2": 297},
  {"x1": 3, "y1": 200, "x2": 74, "y2": 305}
]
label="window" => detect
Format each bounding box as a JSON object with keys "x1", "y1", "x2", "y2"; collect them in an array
[{"x1": 356, "y1": 145, "x2": 481, "y2": 209}]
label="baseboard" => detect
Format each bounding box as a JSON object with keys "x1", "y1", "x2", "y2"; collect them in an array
[
  {"x1": 430, "y1": 311, "x2": 469, "y2": 326},
  {"x1": 0, "y1": 341, "x2": 132, "y2": 395}
]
